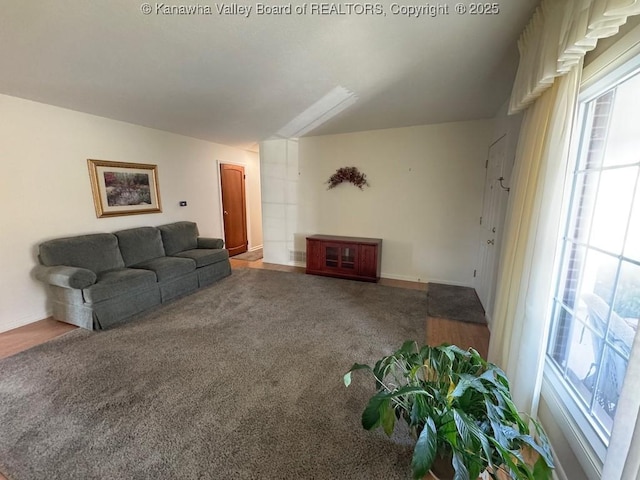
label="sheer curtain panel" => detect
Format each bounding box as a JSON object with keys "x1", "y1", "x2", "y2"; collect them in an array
[{"x1": 488, "y1": 67, "x2": 580, "y2": 415}]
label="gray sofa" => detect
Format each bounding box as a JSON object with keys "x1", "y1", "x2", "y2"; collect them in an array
[{"x1": 35, "y1": 221, "x2": 231, "y2": 330}]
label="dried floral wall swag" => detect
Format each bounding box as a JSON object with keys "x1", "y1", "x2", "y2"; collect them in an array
[{"x1": 326, "y1": 166, "x2": 369, "y2": 190}]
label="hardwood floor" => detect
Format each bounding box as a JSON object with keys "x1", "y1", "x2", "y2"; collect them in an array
[
  {"x1": 229, "y1": 257, "x2": 306, "y2": 273},
  {"x1": 0, "y1": 257, "x2": 489, "y2": 480},
  {"x1": 0, "y1": 317, "x2": 76, "y2": 361},
  {"x1": 426, "y1": 316, "x2": 490, "y2": 359}
]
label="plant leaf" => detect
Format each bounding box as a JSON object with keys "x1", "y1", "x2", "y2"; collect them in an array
[
  {"x1": 439, "y1": 410, "x2": 458, "y2": 447},
  {"x1": 409, "y1": 363, "x2": 424, "y2": 381},
  {"x1": 452, "y1": 450, "x2": 470, "y2": 480},
  {"x1": 531, "y1": 419, "x2": 555, "y2": 469},
  {"x1": 450, "y1": 374, "x2": 489, "y2": 398},
  {"x1": 372, "y1": 357, "x2": 390, "y2": 388},
  {"x1": 440, "y1": 345, "x2": 456, "y2": 363},
  {"x1": 410, "y1": 394, "x2": 429, "y2": 428},
  {"x1": 478, "y1": 368, "x2": 509, "y2": 392},
  {"x1": 385, "y1": 385, "x2": 428, "y2": 399},
  {"x1": 361, "y1": 392, "x2": 385, "y2": 430},
  {"x1": 411, "y1": 417, "x2": 437, "y2": 479},
  {"x1": 467, "y1": 460, "x2": 482, "y2": 480},
  {"x1": 453, "y1": 410, "x2": 473, "y2": 445},
  {"x1": 501, "y1": 395, "x2": 527, "y2": 431},
  {"x1": 515, "y1": 434, "x2": 554, "y2": 470},
  {"x1": 488, "y1": 438, "x2": 532, "y2": 480},
  {"x1": 398, "y1": 340, "x2": 418, "y2": 355},
  {"x1": 343, "y1": 363, "x2": 371, "y2": 387},
  {"x1": 443, "y1": 343, "x2": 470, "y2": 358},
  {"x1": 381, "y1": 399, "x2": 396, "y2": 436},
  {"x1": 453, "y1": 409, "x2": 492, "y2": 470},
  {"x1": 532, "y1": 454, "x2": 553, "y2": 480}
]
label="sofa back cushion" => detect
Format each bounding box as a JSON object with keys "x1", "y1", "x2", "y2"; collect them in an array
[
  {"x1": 114, "y1": 227, "x2": 165, "y2": 266},
  {"x1": 39, "y1": 233, "x2": 124, "y2": 274},
  {"x1": 158, "y1": 222, "x2": 198, "y2": 255}
]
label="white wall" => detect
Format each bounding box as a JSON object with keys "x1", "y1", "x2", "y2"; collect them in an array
[
  {"x1": 0, "y1": 94, "x2": 260, "y2": 333},
  {"x1": 293, "y1": 120, "x2": 493, "y2": 284},
  {"x1": 244, "y1": 155, "x2": 263, "y2": 251}
]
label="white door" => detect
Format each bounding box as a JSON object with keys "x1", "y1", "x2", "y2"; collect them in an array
[{"x1": 475, "y1": 135, "x2": 510, "y2": 321}]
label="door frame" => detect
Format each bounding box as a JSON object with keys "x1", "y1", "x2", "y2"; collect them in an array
[{"x1": 216, "y1": 160, "x2": 255, "y2": 252}]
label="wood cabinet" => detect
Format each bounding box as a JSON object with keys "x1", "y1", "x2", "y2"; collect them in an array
[{"x1": 306, "y1": 235, "x2": 382, "y2": 282}]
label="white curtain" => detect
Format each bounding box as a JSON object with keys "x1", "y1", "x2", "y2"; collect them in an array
[
  {"x1": 488, "y1": 66, "x2": 580, "y2": 414},
  {"x1": 490, "y1": 0, "x2": 640, "y2": 478},
  {"x1": 509, "y1": 0, "x2": 640, "y2": 114}
]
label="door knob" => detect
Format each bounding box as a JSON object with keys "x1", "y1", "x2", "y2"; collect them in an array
[
  {"x1": 487, "y1": 239, "x2": 495, "y2": 245},
  {"x1": 224, "y1": 210, "x2": 228, "y2": 215}
]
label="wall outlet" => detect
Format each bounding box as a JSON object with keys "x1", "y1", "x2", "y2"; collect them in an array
[{"x1": 179, "y1": 201, "x2": 187, "y2": 207}]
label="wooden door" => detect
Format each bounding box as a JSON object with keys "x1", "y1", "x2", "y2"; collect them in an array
[
  {"x1": 220, "y1": 164, "x2": 248, "y2": 256},
  {"x1": 475, "y1": 135, "x2": 509, "y2": 321}
]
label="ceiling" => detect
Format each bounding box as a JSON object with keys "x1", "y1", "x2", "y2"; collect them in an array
[{"x1": 0, "y1": 1, "x2": 538, "y2": 151}]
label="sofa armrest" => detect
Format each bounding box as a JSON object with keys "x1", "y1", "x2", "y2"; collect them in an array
[
  {"x1": 35, "y1": 265, "x2": 97, "y2": 289},
  {"x1": 197, "y1": 237, "x2": 224, "y2": 249}
]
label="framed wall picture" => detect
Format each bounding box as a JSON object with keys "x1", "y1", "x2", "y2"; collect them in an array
[{"x1": 87, "y1": 159, "x2": 162, "y2": 218}]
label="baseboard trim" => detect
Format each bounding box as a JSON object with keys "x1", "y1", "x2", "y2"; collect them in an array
[
  {"x1": 380, "y1": 273, "x2": 425, "y2": 283},
  {"x1": 0, "y1": 312, "x2": 52, "y2": 334},
  {"x1": 381, "y1": 273, "x2": 471, "y2": 288}
]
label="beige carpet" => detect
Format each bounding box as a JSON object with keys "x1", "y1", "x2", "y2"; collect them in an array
[{"x1": 0, "y1": 269, "x2": 427, "y2": 479}]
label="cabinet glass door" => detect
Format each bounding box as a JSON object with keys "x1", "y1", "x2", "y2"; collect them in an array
[
  {"x1": 341, "y1": 247, "x2": 355, "y2": 269},
  {"x1": 325, "y1": 246, "x2": 339, "y2": 267},
  {"x1": 324, "y1": 244, "x2": 357, "y2": 270}
]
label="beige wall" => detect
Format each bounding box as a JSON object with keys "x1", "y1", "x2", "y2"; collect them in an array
[
  {"x1": 296, "y1": 120, "x2": 494, "y2": 285},
  {"x1": 244, "y1": 157, "x2": 263, "y2": 250},
  {"x1": 0, "y1": 94, "x2": 261, "y2": 333}
]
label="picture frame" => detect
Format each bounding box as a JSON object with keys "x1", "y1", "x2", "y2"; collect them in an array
[{"x1": 87, "y1": 159, "x2": 162, "y2": 218}]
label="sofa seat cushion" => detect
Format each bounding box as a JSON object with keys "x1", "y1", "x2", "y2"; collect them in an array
[
  {"x1": 132, "y1": 256, "x2": 196, "y2": 282},
  {"x1": 83, "y1": 268, "x2": 157, "y2": 304},
  {"x1": 174, "y1": 248, "x2": 229, "y2": 268}
]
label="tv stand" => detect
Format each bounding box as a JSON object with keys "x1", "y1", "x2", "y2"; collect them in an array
[{"x1": 306, "y1": 235, "x2": 382, "y2": 282}]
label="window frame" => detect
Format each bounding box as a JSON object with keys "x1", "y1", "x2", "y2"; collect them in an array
[{"x1": 543, "y1": 51, "x2": 640, "y2": 470}]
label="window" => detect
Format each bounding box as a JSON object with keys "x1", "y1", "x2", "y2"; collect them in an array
[{"x1": 546, "y1": 60, "x2": 640, "y2": 451}]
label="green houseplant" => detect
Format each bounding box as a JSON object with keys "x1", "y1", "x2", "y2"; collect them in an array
[{"x1": 344, "y1": 341, "x2": 554, "y2": 480}]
